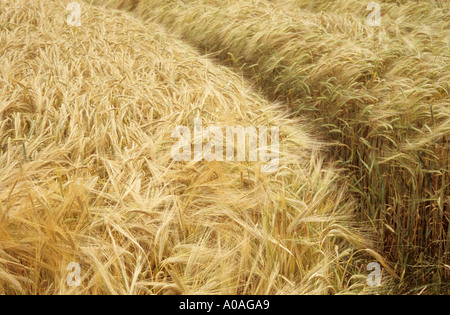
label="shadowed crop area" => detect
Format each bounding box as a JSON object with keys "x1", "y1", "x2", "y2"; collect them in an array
[{"x1": 0, "y1": 0, "x2": 447, "y2": 295}]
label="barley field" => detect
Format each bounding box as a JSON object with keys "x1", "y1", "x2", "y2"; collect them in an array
[{"x1": 0, "y1": 0, "x2": 448, "y2": 295}]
